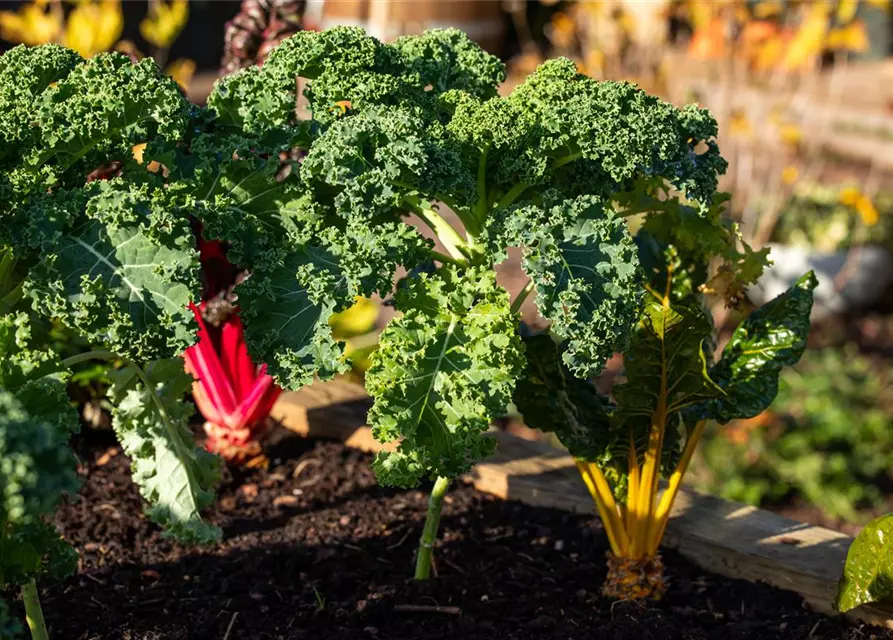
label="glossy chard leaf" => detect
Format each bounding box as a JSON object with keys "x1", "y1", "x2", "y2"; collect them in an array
[
  {"x1": 612, "y1": 299, "x2": 723, "y2": 468},
  {"x1": 367, "y1": 267, "x2": 524, "y2": 487},
  {"x1": 836, "y1": 513, "x2": 893, "y2": 612},
  {"x1": 109, "y1": 359, "x2": 221, "y2": 544},
  {"x1": 512, "y1": 333, "x2": 614, "y2": 462},
  {"x1": 692, "y1": 272, "x2": 817, "y2": 424},
  {"x1": 502, "y1": 195, "x2": 641, "y2": 379}
]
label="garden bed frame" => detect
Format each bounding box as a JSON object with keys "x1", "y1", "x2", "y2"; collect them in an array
[{"x1": 270, "y1": 378, "x2": 893, "y2": 629}]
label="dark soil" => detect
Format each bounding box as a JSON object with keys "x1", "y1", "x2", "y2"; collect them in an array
[{"x1": 8, "y1": 428, "x2": 893, "y2": 640}]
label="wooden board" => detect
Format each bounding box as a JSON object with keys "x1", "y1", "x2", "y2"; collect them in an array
[{"x1": 271, "y1": 382, "x2": 893, "y2": 628}]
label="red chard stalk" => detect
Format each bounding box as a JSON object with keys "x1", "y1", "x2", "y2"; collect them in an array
[{"x1": 183, "y1": 302, "x2": 282, "y2": 463}]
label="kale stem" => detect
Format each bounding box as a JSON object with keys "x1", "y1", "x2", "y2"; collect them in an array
[
  {"x1": 60, "y1": 350, "x2": 118, "y2": 368},
  {"x1": 510, "y1": 280, "x2": 535, "y2": 315},
  {"x1": 429, "y1": 250, "x2": 466, "y2": 266},
  {"x1": 495, "y1": 182, "x2": 530, "y2": 211},
  {"x1": 413, "y1": 205, "x2": 471, "y2": 262},
  {"x1": 21, "y1": 579, "x2": 49, "y2": 640},
  {"x1": 553, "y1": 151, "x2": 583, "y2": 169},
  {"x1": 474, "y1": 148, "x2": 489, "y2": 221},
  {"x1": 414, "y1": 476, "x2": 451, "y2": 580}
]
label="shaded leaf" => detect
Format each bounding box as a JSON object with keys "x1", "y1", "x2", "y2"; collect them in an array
[{"x1": 512, "y1": 333, "x2": 613, "y2": 461}]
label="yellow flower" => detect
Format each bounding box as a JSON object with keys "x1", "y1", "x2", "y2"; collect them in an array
[
  {"x1": 166, "y1": 57, "x2": 195, "y2": 91},
  {"x1": 64, "y1": 0, "x2": 123, "y2": 58},
  {"x1": 827, "y1": 22, "x2": 870, "y2": 52},
  {"x1": 856, "y1": 195, "x2": 879, "y2": 226},
  {"x1": 0, "y1": 0, "x2": 63, "y2": 46},
  {"x1": 728, "y1": 110, "x2": 753, "y2": 138},
  {"x1": 140, "y1": 0, "x2": 189, "y2": 50},
  {"x1": 778, "y1": 123, "x2": 803, "y2": 146},
  {"x1": 781, "y1": 165, "x2": 799, "y2": 185},
  {"x1": 839, "y1": 186, "x2": 861, "y2": 206}
]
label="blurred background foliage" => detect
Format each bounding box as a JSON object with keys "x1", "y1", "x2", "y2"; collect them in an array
[{"x1": 690, "y1": 346, "x2": 893, "y2": 528}]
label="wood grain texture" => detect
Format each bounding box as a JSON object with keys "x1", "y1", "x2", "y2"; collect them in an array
[{"x1": 271, "y1": 382, "x2": 893, "y2": 628}]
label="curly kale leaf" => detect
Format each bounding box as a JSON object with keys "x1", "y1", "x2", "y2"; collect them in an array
[
  {"x1": 0, "y1": 44, "x2": 82, "y2": 159},
  {"x1": 390, "y1": 28, "x2": 505, "y2": 99},
  {"x1": 368, "y1": 267, "x2": 524, "y2": 487},
  {"x1": 501, "y1": 194, "x2": 641, "y2": 377},
  {"x1": 209, "y1": 26, "x2": 505, "y2": 131},
  {"x1": 24, "y1": 186, "x2": 199, "y2": 363},
  {"x1": 301, "y1": 106, "x2": 474, "y2": 216},
  {"x1": 236, "y1": 243, "x2": 352, "y2": 391},
  {"x1": 438, "y1": 57, "x2": 726, "y2": 203},
  {"x1": 513, "y1": 334, "x2": 614, "y2": 462},
  {"x1": 0, "y1": 315, "x2": 79, "y2": 588},
  {"x1": 109, "y1": 359, "x2": 221, "y2": 544},
  {"x1": 0, "y1": 315, "x2": 79, "y2": 526},
  {"x1": 690, "y1": 272, "x2": 817, "y2": 424},
  {"x1": 28, "y1": 52, "x2": 189, "y2": 176}
]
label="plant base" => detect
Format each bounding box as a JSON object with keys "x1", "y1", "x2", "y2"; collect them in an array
[{"x1": 602, "y1": 553, "x2": 668, "y2": 601}]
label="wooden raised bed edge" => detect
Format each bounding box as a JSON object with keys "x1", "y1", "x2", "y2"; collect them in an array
[{"x1": 270, "y1": 378, "x2": 893, "y2": 629}]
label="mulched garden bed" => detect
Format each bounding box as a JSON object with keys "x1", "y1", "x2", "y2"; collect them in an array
[{"x1": 8, "y1": 427, "x2": 893, "y2": 640}]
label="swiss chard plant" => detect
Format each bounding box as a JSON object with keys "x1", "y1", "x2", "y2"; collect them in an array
[{"x1": 514, "y1": 216, "x2": 816, "y2": 597}]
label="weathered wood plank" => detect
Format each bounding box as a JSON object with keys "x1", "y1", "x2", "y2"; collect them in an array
[{"x1": 271, "y1": 383, "x2": 893, "y2": 628}]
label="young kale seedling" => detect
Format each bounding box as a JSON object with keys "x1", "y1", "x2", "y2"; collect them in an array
[{"x1": 194, "y1": 27, "x2": 744, "y2": 578}]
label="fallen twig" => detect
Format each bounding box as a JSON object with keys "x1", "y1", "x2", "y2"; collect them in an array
[{"x1": 393, "y1": 604, "x2": 462, "y2": 616}]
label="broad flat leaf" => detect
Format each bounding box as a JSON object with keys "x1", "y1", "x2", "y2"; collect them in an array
[
  {"x1": 109, "y1": 359, "x2": 221, "y2": 544},
  {"x1": 501, "y1": 195, "x2": 641, "y2": 378},
  {"x1": 692, "y1": 272, "x2": 817, "y2": 424},
  {"x1": 513, "y1": 333, "x2": 613, "y2": 461},
  {"x1": 367, "y1": 267, "x2": 524, "y2": 487},
  {"x1": 237, "y1": 244, "x2": 351, "y2": 391},
  {"x1": 836, "y1": 513, "x2": 893, "y2": 612},
  {"x1": 612, "y1": 299, "x2": 723, "y2": 470},
  {"x1": 25, "y1": 218, "x2": 198, "y2": 362}
]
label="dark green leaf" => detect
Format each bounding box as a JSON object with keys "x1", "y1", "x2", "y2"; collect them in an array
[
  {"x1": 693, "y1": 272, "x2": 817, "y2": 424},
  {"x1": 613, "y1": 299, "x2": 723, "y2": 470},
  {"x1": 502, "y1": 195, "x2": 641, "y2": 378},
  {"x1": 512, "y1": 334, "x2": 613, "y2": 461}
]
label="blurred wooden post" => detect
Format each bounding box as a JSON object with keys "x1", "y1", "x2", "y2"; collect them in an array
[{"x1": 366, "y1": 0, "x2": 507, "y2": 54}]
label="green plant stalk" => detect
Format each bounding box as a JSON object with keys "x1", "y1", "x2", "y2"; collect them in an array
[
  {"x1": 414, "y1": 476, "x2": 451, "y2": 580},
  {"x1": 511, "y1": 280, "x2": 535, "y2": 314},
  {"x1": 21, "y1": 579, "x2": 48, "y2": 640}
]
